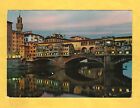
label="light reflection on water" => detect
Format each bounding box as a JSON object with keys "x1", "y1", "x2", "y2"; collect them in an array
[
  {"x1": 7, "y1": 59, "x2": 57, "y2": 78},
  {"x1": 7, "y1": 59, "x2": 132, "y2": 97}
]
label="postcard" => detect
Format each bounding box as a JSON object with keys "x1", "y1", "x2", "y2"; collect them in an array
[{"x1": 7, "y1": 10, "x2": 132, "y2": 98}]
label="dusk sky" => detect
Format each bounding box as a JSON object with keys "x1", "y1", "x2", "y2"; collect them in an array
[{"x1": 8, "y1": 10, "x2": 132, "y2": 38}]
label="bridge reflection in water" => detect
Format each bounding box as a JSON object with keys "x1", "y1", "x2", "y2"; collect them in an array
[{"x1": 7, "y1": 54, "x2": 131, "y2": 97}]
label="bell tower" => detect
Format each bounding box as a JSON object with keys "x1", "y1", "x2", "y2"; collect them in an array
[{"x1": 16, "y1": 14, "x2": 23, "y2": 32}]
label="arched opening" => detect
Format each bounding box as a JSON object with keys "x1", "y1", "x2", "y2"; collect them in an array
[
  {"x1": 89, "y1": 47, "x2": 95, "y2": 53},
  {"x1": 81, "y1": 47, "x2": 87, "y2": 53}
]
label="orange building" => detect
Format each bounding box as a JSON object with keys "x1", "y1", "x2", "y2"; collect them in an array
[
  {"x1": 20, "y1": 45, "x2": 29, "y2": 59},
  {"x1": 11, "y1": 31, "x2": 24, "y2": 57},
  {"x1": 7, "y1": 15, "x2": 24, "y2": 58},
  {"x1": 20, "y1": 42, "x2": 37, "y2": 61}
]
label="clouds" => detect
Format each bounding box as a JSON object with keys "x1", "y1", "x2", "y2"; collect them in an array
[{"x1": 8, "y1": 10, "x2": 132, "y2": 38}]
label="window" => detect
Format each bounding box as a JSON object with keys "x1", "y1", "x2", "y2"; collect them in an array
[
  {"x1": 81, "y1": 41, "x2": 88, "y2": 46},
  {"x1": 119, "y1": 51, "x2": 122, "y2": 54},
  {"x1": 112, "y1": 51, "x2": 115, "y2": 54},
  {"x1": 18, "y1": 19, "x2": 20, "y2": 23},
  {"x1": 89, "y1": 41, "x2": 94, "y2": 45},
  {"x1": 112, "y1": 88, "x2": 115, "y2": 92}
]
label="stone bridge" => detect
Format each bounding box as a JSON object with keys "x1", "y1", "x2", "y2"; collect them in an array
[
  {"x1": 63, "y1": 54, "x2": 103, "y2": 64},
  {"x1": 34, "y1": 54, "x2": 104, "y2": 67},
  {"x1": 32, "y1": 53, "x2": 132, "y2": 93},
  {"x1": 34, "y1": 54, "x2": 131, "y2": 66}
]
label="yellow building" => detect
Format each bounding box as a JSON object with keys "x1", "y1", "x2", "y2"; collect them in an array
[
  {"x1": 36, "y1": 42, "x2": 75, "y2": 57},
  {"x1": 64, "y1": 41, "x2": 81, "y2": 53},
  {"x1": 70, "y1": 36, "x2": 89, "y2": 41}
]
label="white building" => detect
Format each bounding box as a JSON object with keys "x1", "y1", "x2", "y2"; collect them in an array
[{"x1": 24, "y1": 32, "x2": 44, "y2": 43}]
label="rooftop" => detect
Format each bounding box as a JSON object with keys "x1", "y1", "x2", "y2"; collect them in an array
[{"x1": 7, "y1": 21, "x2": 13, "y2": 24}]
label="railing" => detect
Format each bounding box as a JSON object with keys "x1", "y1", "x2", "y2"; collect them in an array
[{"x1": 114, "y1": 57, "x2": 131, "y2": 64}]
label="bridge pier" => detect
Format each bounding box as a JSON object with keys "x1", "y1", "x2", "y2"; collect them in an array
[
  {"x1": 103, "y1": 55, "x2": 114, "y2": 95},
  {"x1": 114, "y1": 64, "x2": 123, "y2": 77}
]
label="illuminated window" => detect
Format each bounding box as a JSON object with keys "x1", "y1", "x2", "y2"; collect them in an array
[
  {"x1": 126, "y1": 89, "x2": 129, "y2": 92},
  {"x1": 98, "y1": 86, "x2": 100, "y2": 90},
  {"x1": 46, "y1": 81, "x2": 49, "y2": 84},
  {"x1": 106, "y1": 41, "x2": 111, "y2": 44},
  {"x1": 12, "y1": 78, "x2": 16, "y2": 81},
  {"x1": 119, "y1": 88, "x2": 122, "y2": 92},
  {"x1": 119, "y1": 51, "x2": 122, "y2": 54},
  {"x1": 126, "y1": 51, "x2": 129, "y2": 54},
  {"x1": 112, "y1": 88, "x2": 115, "y2": 92},
  {"x1": 66, "y1": 83, "x2": 69, "y2": 86}
]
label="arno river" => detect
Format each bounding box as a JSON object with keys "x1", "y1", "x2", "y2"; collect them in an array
[
  {"x1": 7, "y1": 59, "x2": 132, "y2": 97},
  {"x1": 7, "y1": 59, "x2": 132, "y2": 79}
]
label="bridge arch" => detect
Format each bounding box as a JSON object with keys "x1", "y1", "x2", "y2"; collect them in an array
[
  {"x1": 33, "y1": 57, "x2": 54, "y2": 62},
  {"x1": 65, "y1": 55, "x2": 103, "y2": 66},
  {"x1": 65, "y1": 56, "x2": 87, "y2": 65}
]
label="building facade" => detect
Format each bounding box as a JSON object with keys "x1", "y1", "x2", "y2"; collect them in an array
[
  {"x1": 20, "y1": 42, "x2": 37, "y2": 61},
  {"x1": 70, "y1": 36, "x2": 89, "y2": 41},
  {"x1": 45, "y1": 33, "x2": 68, "y2": 43},
  {"x1": 12, "y1": 31, "x2": 24, "y2": 57},
  {"x1": 24, "y1": 32, "x2": 44, "y2": 43},
  {"x1": 67, "y1": 36, "x2": 132, "y2": 55},
  {"x1": 36, "y1": 43, "x2": 75, "y2": 58},
  {"x1": 7, "y1": 21, "x2": 13, "y2": 57},
  {"x1": 7, "y1": 15, "x2": 24, "y2": 58}
]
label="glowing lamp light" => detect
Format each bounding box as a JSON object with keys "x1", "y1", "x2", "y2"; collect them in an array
[
  {"x1": 106, "y1": 41, "x2": 111, "y2": 44},
  {"x1": 126, "y1": 51, "x2": 129, "y2": 54},
  {"x1": 12, "y1": 78, "x2": 16, "y2": 81},
  {"x1": 126, "y1": 89, "x2": 130, "y2": 92},
  {"x1": 112, "y1": 88, "x2": 115, "y2": 92},
  {"x1": 112, "y1": 51, "x2": 115, "y2": 54},
  {"x1": 119, "y1": 88, "x2": 122, "y2": 92},
  {"x1": 119, "y1": 51, "x2": 122, "y2": 54}
]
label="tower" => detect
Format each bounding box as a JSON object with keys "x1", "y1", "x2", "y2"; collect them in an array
[{"x1": 16, "y1": 14, "x2": 23, "y2": 32}]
